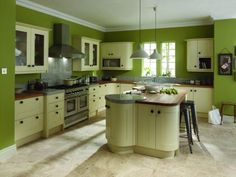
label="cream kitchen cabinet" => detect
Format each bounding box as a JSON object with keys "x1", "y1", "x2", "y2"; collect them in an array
[
  {"x1": 119, "y1": 83, "x2": 135, "y2": 93},
  {"x1": 106, "y1": 100, "x2": 135, "y2": 148},
  {"x1": 88, "y1": 83, "x2": 135, "y2": 118},
  {"x1": 44, "y1": 92, "x2": 64, "y2": 138},
  {"x1": 186, "y1": 38, "x2": 213, "y2": 72},
  {"x1": 89, "y1": 85, "x2": 99, "y2": 117},
  {"x1": 15, "y1": 96, "x2": 44, "y2": 147},
  {"x1": 101, "y1": 42, "x2": 133, "y2": 70},
  {"x1": 136, "y1": 104, "x2": 179, "y2": 152},
  {"x1": 73, "y1": 36, "x2": 100, "y2": 71},
  {"x1": 15, "y1": 23, "x2": 49, "y2": 74},
  {"x1": 177, "y1": 86, "x2": 213, "y2": 114}
]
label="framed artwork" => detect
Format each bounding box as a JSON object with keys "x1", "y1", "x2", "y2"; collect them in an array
[{"x1": 218, "y1": 53, "x2": 232, "y2": 75}]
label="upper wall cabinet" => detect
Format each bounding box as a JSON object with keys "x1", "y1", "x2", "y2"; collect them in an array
[
  {"x1": 186, "y1": 38, "x2": 213, "y2": 72},
  {"x1": 72, "y1": 36, "x2": 100, "y2": 71},
  {"x1": 15, "y1": 23, "x2": 49, "y2": 74},
  {"x1": 101, "y1": 42, "x2": 133, "y2": 70}
]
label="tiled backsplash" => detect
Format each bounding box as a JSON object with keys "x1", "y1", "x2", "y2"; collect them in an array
[{"x1": 41, "y1": 58, "x2": 72, "y2": 86}]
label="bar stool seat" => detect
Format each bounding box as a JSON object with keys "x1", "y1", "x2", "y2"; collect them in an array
[{"x1": 220, "y1": 101, "x2": 236, "y2": 124}]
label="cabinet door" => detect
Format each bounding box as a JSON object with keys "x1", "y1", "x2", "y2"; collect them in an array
[
  {"x1": 187, "y1": 40, "x2": 198, "y2": 71},
  {"x1": 80, "y1": 38, "x2": 100, "y2": 71},
  {"x1": 120, "y1": 83, "x2": 135, "y2": 93},
  {"x1": 15, "y1": 96, "x2": 43, "y2": 120},
  {"x1": 15, "y1": 25, "x2": 31, "y2": 73},
  {"x1": 119, "y1": 42, "x2": 133, "y2": 70},
  {"x1": 48, "y1": 109, "x2": 64, "y2": 129},
  {"x1": 193, "y1": 88, "x2": 212, "y2": 113},
  {"x1": 81, "y1": 39, "x2": 91, "y2": 70},
  {"x1": 136, "y1": 104, "x2": 156, "y2": 149},
  {"x1": 15, "y1": 114, "x2": 43, "y2": 141},
  {"x1": 156, "y1": 106, "x2": 179, "y2": 151},
  {"x1": 91, "y1": 41, "x2": 99, "y2": 70},
  {"x1": 106, "y1": 83, "x2": 117, "y2": 95},
  {"x1": 31, "y1": 28, "x2": 48, "y2": 73},
  {"x1": 107, "y1": 101, "x2": 135, "y2": 146},
  {"x1": 176, "y1": 87, "x2": 193, "y2": 101},
  {"x1": 101, "y1": 43, "x2": 118, "y2": 58},
  {"x1": 197, "y1": 39, "x2": 213, "y2": 58}
]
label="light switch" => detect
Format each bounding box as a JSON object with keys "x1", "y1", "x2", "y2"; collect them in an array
[{"x1": 2, "y1": 68, "x2": 7, "y2": 75}]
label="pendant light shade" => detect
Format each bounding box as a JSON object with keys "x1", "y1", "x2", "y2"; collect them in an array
[
  {"x1": 130, "y1": 44, "x2": 149, "y2": 59},
  {"x1": 149, "y1": 49, "x2": 162, "y2": 59},
  {"x1": 149, "y1": 7, "x2": 162, "y2": 60},
  {"x1": 130, "y1": 0, "x2": 148, "y2": 59}
]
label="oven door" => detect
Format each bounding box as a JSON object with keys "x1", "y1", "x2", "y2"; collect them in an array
[
  {"x1": 65, "y1": 97, "x2": 78, "y2": 117},
  {"x1": 78, "y1": 94, "x2": 88, "y2": 112}
]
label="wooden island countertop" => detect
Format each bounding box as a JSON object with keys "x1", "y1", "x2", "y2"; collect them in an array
[{"x1": 137, "y1": 89, "x2": 187, "y2": 106}]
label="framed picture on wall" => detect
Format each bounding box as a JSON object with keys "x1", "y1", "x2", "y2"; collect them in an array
[{"x1": 218, "y1": 53, "x2": 233, "y2": 75}]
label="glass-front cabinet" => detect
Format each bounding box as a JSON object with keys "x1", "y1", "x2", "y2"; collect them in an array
[
  {"x1": 15, "y1": 23, "x2": 49, "y2": 74},
  {"x1": 72, "y1": 36, "x2": 100, "y2": 71}
]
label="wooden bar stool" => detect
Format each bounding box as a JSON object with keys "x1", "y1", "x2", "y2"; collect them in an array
[{"x1": 220, "y1": 102, "x2": 236, "y2": 124}]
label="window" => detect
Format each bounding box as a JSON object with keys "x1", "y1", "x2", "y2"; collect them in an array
[
  {"x1": 143, "y1": 42, "x2": 156, "y2": 76},
  {"x1": 161, "y1": 42, "x2": 176, "y2": 77}
]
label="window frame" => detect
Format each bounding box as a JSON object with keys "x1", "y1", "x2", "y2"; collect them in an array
[
  {"x1": 142, "y1": 42, "x2": 157, "y2": 77},
  {"x1": 161, "y1": 41, "x2": 176, "y2": 77}
]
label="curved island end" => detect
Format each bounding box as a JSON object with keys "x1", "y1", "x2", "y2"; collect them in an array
[{"x1": 105, "y1": 91, "x2": 186, "y2": 159}]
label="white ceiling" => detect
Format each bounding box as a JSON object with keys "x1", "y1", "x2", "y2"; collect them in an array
[{"x1": 17, "y1": 0, "x2": 236, "y2": 32}]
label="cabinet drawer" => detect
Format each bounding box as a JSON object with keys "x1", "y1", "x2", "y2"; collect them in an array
[
  {"x1": 89, "y1": 86, "x2": 98, "y2": 93},
  {"x1": 89, "y1": 93, "x2": 97, "y2": 99},
  {"x1": 89, "y1": 99, "x2": 98, "y2": 112},
  {"x1": 47, "y1": 101, "x2": 64, "y2": 112},
  {"x1": 48, "y1": 109, "x2": 64, "y2": 129},
  {"x1": 15, "y1": 96, "x2": 43, "y2": 120},
  {"x1": 47, "y1": 93, "x2": 64, "y2": 103},
  {"x1": 15, "y1": 114, "x2": 43, "y2": 141}
]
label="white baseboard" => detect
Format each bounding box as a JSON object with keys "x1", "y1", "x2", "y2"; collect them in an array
[{"x1": 0, "y1": 144, "x2": 17, "y2": 162}]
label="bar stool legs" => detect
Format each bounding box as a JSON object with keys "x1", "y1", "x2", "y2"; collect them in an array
[
  {"x1": 189, "y1": 104, "x2": 200, "y2": 142},
  {"x1": 182, "y1": 107, "x2": 193, "y2": 153},
  {"x1": 180, "y1": 100, "x2": 200, "y2": 154}
]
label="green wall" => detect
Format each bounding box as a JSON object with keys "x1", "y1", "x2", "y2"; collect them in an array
[
  {"x1": 104, "y1": 25, "x2": 214, "y2": 78},
  {"x1": 16, "y1": 5, "x2": 105, "y2": 84},
  {"x1": 0, "y1": 0, "x2": 15, "y2": 149},
  {"x1": 214, "y1": 19, "x2": 236, "y2": 109}
]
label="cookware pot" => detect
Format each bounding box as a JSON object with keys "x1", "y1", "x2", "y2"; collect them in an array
[{"x1": 63, "y1": 78, "x2": 77, "y2": 86}]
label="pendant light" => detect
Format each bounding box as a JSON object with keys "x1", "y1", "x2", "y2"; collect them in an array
[
  {"x1": 149, "y1": 7, "x2": 162, "y2": 60},
  {"x1": 130, "y1": 0, "x2": 149, "y2": 59}
]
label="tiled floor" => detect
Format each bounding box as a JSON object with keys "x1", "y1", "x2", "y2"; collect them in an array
[{"x1": 0, "y1": 114, "x2": 235, "y2": 177}]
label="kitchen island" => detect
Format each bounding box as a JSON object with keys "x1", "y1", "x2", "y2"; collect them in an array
[{"x1": 105, "y1": 90, "x2": 186, "y2": 159}]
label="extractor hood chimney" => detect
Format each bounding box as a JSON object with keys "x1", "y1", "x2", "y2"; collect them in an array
[{"x1": 49, "y1": 23, "x2": 85, "y2": 59}]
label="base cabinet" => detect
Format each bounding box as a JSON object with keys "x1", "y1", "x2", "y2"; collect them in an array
[
  {"x1": 136, "y1": 104, "x2": 179, "y2": 151},
  {"x1": 88, "y1": 83, "x2": 134, "y2": 118},
  {"x1": 44, "y1": 92, "x2": 64, "y2": 138},
  {"x1": 15, "y1": 96, "x2": 44, "y2": 147},
  {"x1": 177, "y1": 86, "x2": 213, "y2": 114},
  {"x1": 106, "y1": 101, "x2": 180, "y2": 158},
  {"x1": 106, "y1": 100, "x2": 135, "y2": 147},
  {"x1": 15, "y1": 114, "x2": 43, "y2": 141}
]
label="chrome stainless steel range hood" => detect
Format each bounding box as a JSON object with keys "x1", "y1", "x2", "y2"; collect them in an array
[{"x1": 49, "y1": 23, "x2": 85, "y2": 59}]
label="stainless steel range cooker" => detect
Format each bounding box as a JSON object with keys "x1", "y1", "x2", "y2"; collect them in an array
[{"x1": 50, "y1": 84, "x2": 89, "y2": 128}]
